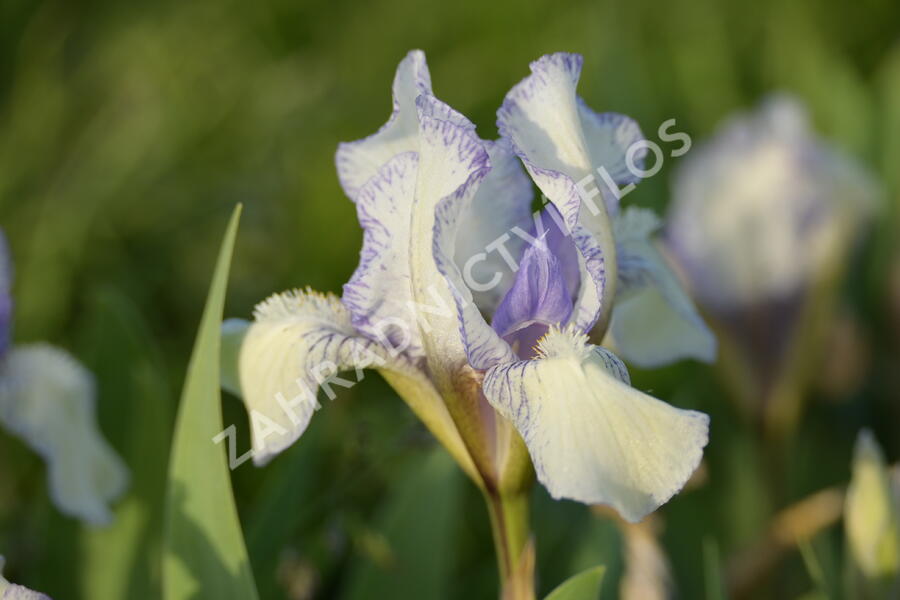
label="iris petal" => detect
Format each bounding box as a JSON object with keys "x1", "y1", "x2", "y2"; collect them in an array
[
  {"x1": 452, "y1": 139, "x2": 534, "y2": 313},
  {"x1": 0, "y1": 345, "x2": 129, "y2": 526},
  {"x1": 223, "y1": 290, "x2": 459, "y2": 465},
  {"x1": 336, "y1": 50, "x2": 432, "y2": 200},
  {"x1": 406, "y1": 96, "x2": 493, "y2": 373},
  {"x1": 483, "y1": 326, "x2": 708, "y2": 522},
  {"x1": 433, "y1": 177, "x2": 517, "y2": 371},
  {"x1": 610, "y1": 207, "x2": 716, "y2": 367},
  {"x1": 498, "y1": 52, "x2": 645, "y2": 333},
  {"x1": 491, "y1": 238, "x2": 573, "y2": 358},
  {"x1": 342, "y1": 152, "x2": 427, "y2": 358}
]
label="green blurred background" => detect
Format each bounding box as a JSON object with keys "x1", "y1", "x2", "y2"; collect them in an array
[{"x1": 0, "y1": 0, "x2": 898, "y2": 597}]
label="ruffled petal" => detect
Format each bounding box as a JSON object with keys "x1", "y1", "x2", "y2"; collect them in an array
[
  {"x1": 406, "y1": 96, "x2": 492, "y2": 371},
  {"x1": 335, "y1": 50, "x2": 432, "y2": 200},
  {"x1": 342, "y1": 152, "x2": 427, "y2": 358},
  {"x1": 497, "y1": 52, "x2": 645, "y2": 212},
  {"x1": 433, "y1": 181, "x2": 517, "y2": 371},
  {"x1": 0, "y1": 345, "x2": 129, "y2": 526},
  {"x1": 521, "y1": 172, "x2": 610, "y2": 333},
  {"x1": 224, "y1": 289, "x2": 442, "y2": 465},
  {"x1": 342, "y1": 82, "x2": 518, "y2": 377},
  {"x1": 453, "y1": 139, "x2": 534, "y2": 312},
  {"x1": 498, "y1": 53, "x2": 645, "y2": 334},
  {"x1": 610, "y1": 207, "x2": 716, "y2": 367},
  {"x1": 498, "y1": 53, "x2": 593, "y2": 188},
  {"x1": 531, "y1": 205, "x2": 581, "y2": 298},
  {"x1": 577, "y1": 98, "x2": 646, "y2": 207},
  {"x1": 482, "y1": 327, "x2": 708, "y2": 522}
]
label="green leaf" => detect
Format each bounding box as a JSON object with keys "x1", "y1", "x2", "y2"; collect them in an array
[
  {"x1": 799, "y1": 539, "x2": 836, "y2": 600},
  {"x1": 79, "y1": 288, "x2": 174, "y2": 600},
  {"x1": 162, "y1": 205, "x2": 259, "y2": 600},
  {"x1": 702, "y1": 537, "x2": 727, "y2": 600},
  {"x1": 342, "y1": 447, "x2": 463, "y2": 600},
  {"x1": 544, "y1": 566, "x2": 605, "y2": 600}
]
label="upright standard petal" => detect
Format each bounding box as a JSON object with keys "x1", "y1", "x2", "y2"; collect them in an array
[
  {"x1": 0, "y1": 230, "x2": 12, "y2": 357},
  {"x1": 343, "y1": 152, "x2": 429, "y2": 358},
  {"x1": 407, "y1": 96, "x2": 492, "y2": 373},
  {"x1": 433, "y1": 180, "x2": 517, "y2": 371},
  {"x1": 336, "y1": 50, "x2": 432, "y2": 200},
  {"x1": 490, "y1": 237, "x2": 574, "y2": 358},
  {"x1": 0, "y1": 345, "x2": 129, "y2": 526},
  {"x1": 452, "y1": 139, "x2": 534, "y2": 313},
  {"x1": 498, "y1": 53, "x2": 645, "y2": 333},
  {"x1": 609, "y1": 207, "x2": 716, "y2": 368},
  {"x1": 225, "y1": 289, "x2": 447, "y2": 465},
  {"x1": 482, "y1": 327, "x2": 708, "y2": 522}
]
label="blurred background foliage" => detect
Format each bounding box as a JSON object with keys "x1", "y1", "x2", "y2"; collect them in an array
[{"x1": 0, "y1": 0, "x2": 898, "y2": 597}]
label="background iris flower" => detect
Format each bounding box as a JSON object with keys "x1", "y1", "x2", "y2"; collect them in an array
[
  {"x1": 666, "y1": 96, "x2": 877, "y2": 435},
  {"x1": 0, "y1": 230, "x2": 128, "y2": 527}
]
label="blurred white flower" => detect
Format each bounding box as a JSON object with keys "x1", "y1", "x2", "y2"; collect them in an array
[
  {"x1": 0, "y1": 230, "x2": 128, "y2": 526},
  {"x1": 845, "y1": 430, "x2": 899, "y2": 588},
  {"x1": 667, "y1": 95, "x2": 876, "y2": 313}
]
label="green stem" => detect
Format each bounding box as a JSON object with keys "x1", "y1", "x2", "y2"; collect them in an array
[{"x1": 484, "y1": 489, "x2": 532, "y2": 599}]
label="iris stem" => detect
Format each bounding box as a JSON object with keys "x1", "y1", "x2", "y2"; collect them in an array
[{"x1": 484, "y1": 488, "x2": 533, "y2": 599}]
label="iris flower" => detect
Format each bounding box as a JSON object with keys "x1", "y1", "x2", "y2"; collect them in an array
[
  {"x1": 224, "y1": 51, "x2": 711, "y2": 528},
  {"x1": 667, "y1": 96, "x2": 875, "y2": 314},
  {"x1": 0, "y1": 230, "x2": 128, "y2": 526},
  {"x1": 665, "y1": 96, "x2": 876, "y2": 429}
]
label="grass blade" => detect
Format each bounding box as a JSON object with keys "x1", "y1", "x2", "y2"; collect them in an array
[{"x1": 162, "y1": 205, "x2": 259, "y2": 600}]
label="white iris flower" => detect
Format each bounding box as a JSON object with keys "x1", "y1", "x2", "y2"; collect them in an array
[{"x1": 224, "y1": 51, "x2": 711, "y2": 522}]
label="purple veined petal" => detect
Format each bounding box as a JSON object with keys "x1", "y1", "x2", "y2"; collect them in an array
[
  {"x1": 415, "y1": 92, "x2": 474, "y2": 129},
  {"x1": 497, "y1": 53, "x2": 645, "y2": 334},
  {"x1": 405, "y1": 96, "x2": 494, "y2": 372},
  {"x1": 343, "y1": 151, "x2": 428, "y2": 358},
  {"x1": 335, "y1": 50, "x2": 432, "y2": 200},
  {"x1": 0, "y1": 229, "x2": 12, "y2": 358},
  {"x1": 343, "y1": 88, "x2": 500, "y2": 374},
  {"x1": 491, "y1": 234, "x2": 574, "y2": 359},
  {"x1": 610, "y1": 207, "x2": 716, "y2": 368},
  {"x1": 452, "y1": 139, "x2": 534, "y2": 314},
  {"x1": 482, "y1": 326, "x2": 709, "y2": 522},
  {"x1": 432, "y1": 179, "x2": 517, "y2": 371},
  {"x1": 577, "y1": 98, "x2": 646, "y2": 212},
  {"x1": 528, "y1": 204, "x2": 580, "y2": 298},
  {"x1": 497, "y1": 52, "x2": 646, "y2": 215},
  {"x1": 225, "y1": 290, "x2": 441, "y2": 465},
  {"x1": 514, "y1": 167, "x2": 610, "y2": 333}
]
